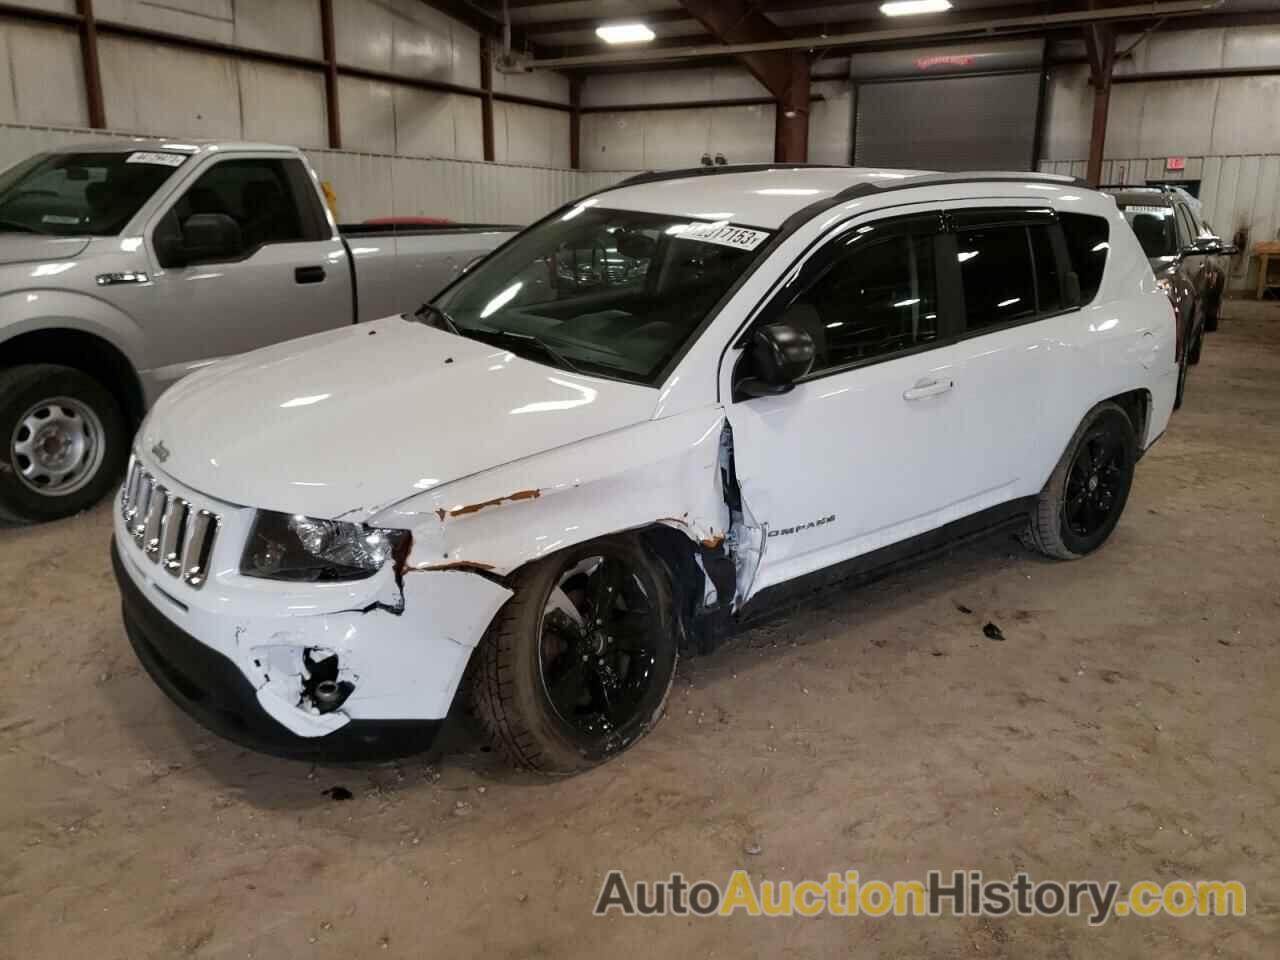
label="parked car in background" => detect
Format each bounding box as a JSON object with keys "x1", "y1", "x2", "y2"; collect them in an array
[
  {"x1": 0, "y1": 141, "x2": 517, "y2": 522},
  {"x1": 1104, "y1": 185, "x2": 1236, "y2": 407},
  {"x1": 113, "y1": 166, "x2": 1177, "y2": 771}
]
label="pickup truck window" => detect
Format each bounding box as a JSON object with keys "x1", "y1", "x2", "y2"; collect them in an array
[
  {"x1": 0, "y1": 151, "x2": 185, "y2": 237},
  {"x1": 172, "y1": 158, "x2": 305, "y2": 247},
  {"x1": 431, "y1": 206, "x2": 770, "y2": 385}
]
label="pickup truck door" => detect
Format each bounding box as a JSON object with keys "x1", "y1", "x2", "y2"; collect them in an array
[{"x1": 136, "y1": 153, "x2": 352, "y2": 379}]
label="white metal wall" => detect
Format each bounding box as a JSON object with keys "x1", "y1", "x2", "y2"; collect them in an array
[
  {"x1": 0, "y1": 121, "x2": 629, "y2": 224},
  {"x1": 0, "y1": 0, "x2": 569, "y2": 163},
  {"x1": 579, "y1": 66, "x2": 852, "y2": 170},
  {"x1": 1040, "y1": 25, "x2": 1280, "y2": 291}
]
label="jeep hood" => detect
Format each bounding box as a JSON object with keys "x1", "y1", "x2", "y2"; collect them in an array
[
  {"x1": 0, "y1": 234, "x2": 90, "y2": 266},
  {"x1": 138, "y1": 316, "x2": 660, "y2": 518}
]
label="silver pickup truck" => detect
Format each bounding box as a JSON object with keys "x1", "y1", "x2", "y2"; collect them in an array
[{"x1": 0, "y1": 141, "x2": 516, "y2": 523}]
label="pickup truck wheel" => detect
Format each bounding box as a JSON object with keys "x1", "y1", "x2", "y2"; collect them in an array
[
  {"x1": 469, "y1": 535, "x2": 678, "y2": 774},
  {"x1": 1174, "y1": 350, "x2": 1189, "y2": 410},
  {"x1": 0, "y1": 364, "x2": 127, "y2": 523},
  {"x1": 1024, "y1": 401, "x2": 1137, "y2": 560}
]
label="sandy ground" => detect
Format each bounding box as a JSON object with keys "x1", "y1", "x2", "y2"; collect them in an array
[{"x1": 2, "y1": 301, "x2": 1278, "y2": 959}]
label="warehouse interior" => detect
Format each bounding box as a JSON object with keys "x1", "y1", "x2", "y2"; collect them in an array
[{"x1": 2, "y1": 0, "x2": 1279, "y2": 956}]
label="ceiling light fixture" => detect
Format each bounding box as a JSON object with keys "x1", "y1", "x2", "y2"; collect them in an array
[
  {"x1": 880, "y1": 0, "x2": 952, "y2": 15},
  {"x1": 596, "y1": 23, "x2": 656, "y2": 44}
]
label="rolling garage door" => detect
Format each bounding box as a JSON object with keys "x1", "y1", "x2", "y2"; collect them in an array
[{"x1": 854, "y1": 72, "x2": 1043, "y2": 171}]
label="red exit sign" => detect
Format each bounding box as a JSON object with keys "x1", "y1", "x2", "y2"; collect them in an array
[{"x1": 1166, "y1": 157, "x2": 1186, "y2": 171}]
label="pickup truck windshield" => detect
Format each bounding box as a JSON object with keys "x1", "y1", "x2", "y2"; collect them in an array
[
  {"x1": 0, "y1": 151, "x2": 186, "y2": 237},
  {"x1": 430, "y1": 205, "x2": 771, "y2": 385},
  {"x1": 1119, "y1": 204, "x2": 1177, "y2": 258}
]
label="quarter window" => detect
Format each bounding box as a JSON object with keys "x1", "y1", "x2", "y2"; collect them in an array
[
  {"x1": 1059, "y1": 212, "x2": 1109, "y2": 304},
  {"x1": 777, "y1": 228, "x2": 939, "y2": 373}
]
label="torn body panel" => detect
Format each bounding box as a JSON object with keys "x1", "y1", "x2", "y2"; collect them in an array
[
  {"x1": 376, "y1": 407, "x2": 743, "y2": 591},
  {"x1": 113, "y1": 497, "x2": 512, "y2": 737}
]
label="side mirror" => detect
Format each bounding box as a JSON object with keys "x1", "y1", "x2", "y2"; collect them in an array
[
  {"x1": 738, "y1": 323, "x2": 815, "y2": 398},
  {"x1": 175, "y1": 213, "x2": 243, "y2": 266}
]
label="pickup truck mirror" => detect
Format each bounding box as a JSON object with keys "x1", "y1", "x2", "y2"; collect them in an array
[
  {"x1": 1181, "y1": 238, "x2": 1217, "y2": 257},
  {"x1": 738, "y1": 323, "x2": 815, "y2": 398},
  {"x1": 182, "y1": 213, "x2": 243, "y2": 264}
]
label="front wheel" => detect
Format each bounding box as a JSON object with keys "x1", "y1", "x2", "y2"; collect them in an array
[
  {"x1": 469, "y1": 535, "x2": 679, "y2": 773},
  {"x1": 0, "y1": 364, "x2": 128, "y2": 524},
  {"x1": 1023, "y1": 401, "x2": 1137, "y2": 560}
]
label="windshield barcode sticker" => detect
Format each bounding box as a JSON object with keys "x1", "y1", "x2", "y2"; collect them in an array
[
  {"x1": 676, "y1": 222, "x2": 771, "y2": 251},
  {"x1": 1123, "y1": 205, "x2": 1170, "y2": 215},
  {"x1": 41, "y1": 214, "x2": 81, "y2": 225},
  {"x1": 126, "y1": 151, "x2": 186, "y2": 167}
]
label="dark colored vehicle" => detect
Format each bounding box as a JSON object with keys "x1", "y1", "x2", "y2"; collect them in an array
[{"x1": 1104, "y1": 185, "x2": 1237, "y2": 408}]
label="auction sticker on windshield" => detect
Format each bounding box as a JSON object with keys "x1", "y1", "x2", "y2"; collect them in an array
[
  {"x1": 677, "y1": 222, "x2": 771, "y2": 251},
  {"x1": 126, "y1": 152, "x2": 186, "y2": 167}
]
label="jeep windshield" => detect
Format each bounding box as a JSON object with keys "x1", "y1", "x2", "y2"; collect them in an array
[
  {"x1": 0, "y1": 150, "x2": 188, "y2": 237},
  {"x1": 1118, "y1": 203, "x2": 1178, "y2": 259},
  {"x1": 428, "y1": 204, "x2": 772, "y2": 385}
]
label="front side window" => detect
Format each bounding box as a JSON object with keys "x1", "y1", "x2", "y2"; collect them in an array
[
  {"x1": 431, "y1": 206, "x2": 771, "y2": 384},
  {"x1": 956, "y1": 224, "x2": 1037, "y2": 330},
  {"x1": 775, "y1": 228, "x2": 939, "y2": 374},
  {"x1": 0, "y1": 150, "x2": 185, "y2": 237},
  {"x1": 1120, "y1": 204, "x2": 1177, "y2": 258},
  {"x1": 171, "y1": 158, "x2": 305, "y2": 249}
]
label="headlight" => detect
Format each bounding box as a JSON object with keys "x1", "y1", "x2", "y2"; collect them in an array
[{"x1": 241, "y1": 510, "x2": 410, "y2": 582}]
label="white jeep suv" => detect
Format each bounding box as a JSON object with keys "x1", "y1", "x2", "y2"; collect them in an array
[{"x1": 112, "y1": 165, "x2": 1176, "y2": 771}]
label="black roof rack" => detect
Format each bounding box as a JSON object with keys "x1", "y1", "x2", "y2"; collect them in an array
[
  {"x1": 616, "y1": 163, "x2": 858, "y2": 188},
  {"x1": 614, "y1": 164, "x2": 1089, "y2": 191}
]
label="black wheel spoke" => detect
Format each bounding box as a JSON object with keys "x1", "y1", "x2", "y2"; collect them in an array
[{"x1": 587, "y1": 558, "x2": 621, "y2": 624}]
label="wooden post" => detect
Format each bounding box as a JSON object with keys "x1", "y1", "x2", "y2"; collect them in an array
[
  {"x1": 320, "y1": 0, "x2": 341, "y2": 148},
  {"x1": 76, "y1": 0, "x2": 105, "y2": 129}
]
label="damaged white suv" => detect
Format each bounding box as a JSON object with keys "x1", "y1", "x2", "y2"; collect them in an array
[{"x1": 113, "y1": 166, "x2": 1176, "y2": 771}]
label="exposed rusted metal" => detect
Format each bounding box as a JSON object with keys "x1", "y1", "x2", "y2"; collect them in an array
[
  {"x1": 436, "y1": 489, "x2": 542, "y2": 522},
  {"x1": 408, "y1": 559, "x2": 497, "y2": 574}
]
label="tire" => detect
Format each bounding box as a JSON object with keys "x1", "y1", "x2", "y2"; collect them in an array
[
  {"x1": 1203, "y1": 299, "x2": 1220, "y2": 332},
  {"x1": 1188, "y1": 324, "x2": 1203, "y2": 366},
  {"x1": 0, "y1": 364, "x2": 128, "y2": 524},
  {"x1": 1023, "y1": 401, "x2": 1137, "y2": 560},
  {"x1": 469, "y1": 534, "x2": 679, "y2": 774},
  {"x1": 1174, "y1": 349, "x2": 1188, "y2": 411}
]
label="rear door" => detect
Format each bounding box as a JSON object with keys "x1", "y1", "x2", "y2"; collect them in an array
[{"x1": 138, "y1": 153, "x2": 352, "y2": 376}]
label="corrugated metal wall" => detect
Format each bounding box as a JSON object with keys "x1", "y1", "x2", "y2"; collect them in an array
[{"x1": 0, "y1": 121, "x2": 631, "y2": 224}]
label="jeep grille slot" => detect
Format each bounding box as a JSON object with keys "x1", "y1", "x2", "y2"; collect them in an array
[{"x1": 120, "y1": 457, "x2": 219, "y2": 589}]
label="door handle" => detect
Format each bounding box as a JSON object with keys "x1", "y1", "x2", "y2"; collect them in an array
[
  {"x1": 295, "y1": 265, "x2": 326, "y2": 284},
  {"x1": 903, "y1": 378, "x2": 954, "y2": 401}
]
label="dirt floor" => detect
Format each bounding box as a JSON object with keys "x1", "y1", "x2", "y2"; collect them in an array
[{"x1": 2, "y1": 301, "x2": 1278, "y2": 959}]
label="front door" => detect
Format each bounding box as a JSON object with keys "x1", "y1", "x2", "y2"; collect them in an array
[{"x1": 136, "y1": 154, "x2": 352, "y2": 382}]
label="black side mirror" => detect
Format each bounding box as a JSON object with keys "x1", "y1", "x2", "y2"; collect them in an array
[
  {"x1": 738, "y1": 323, "x2": 815, "y2": 398},
  {"x1": 177, "y1": 213, "x2": 243, "y2": 265}
]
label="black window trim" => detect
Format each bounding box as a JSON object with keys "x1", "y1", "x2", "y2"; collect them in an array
[{"x1": 730, "y1": 211, "x2": 959, "y2": 392}]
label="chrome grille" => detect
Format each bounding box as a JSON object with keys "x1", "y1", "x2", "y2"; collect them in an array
[{"x1": 120, "y1": 457, "x2": 219, "y2": 589}]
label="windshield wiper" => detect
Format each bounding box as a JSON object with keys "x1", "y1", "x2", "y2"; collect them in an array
[
  {"x1": 470, "y1": 329, "x2": 584, "y2": 375},
  {"x1": 412, "y1": 302, "x2": 462, "y2": 335},
  {"x1": 410, "y1": 303, "x2": 582, "y2": 374}
]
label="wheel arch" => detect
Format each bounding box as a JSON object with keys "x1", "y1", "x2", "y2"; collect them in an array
[{"x1": 0, "y1": 327, "x2": 145, "y2": 424}]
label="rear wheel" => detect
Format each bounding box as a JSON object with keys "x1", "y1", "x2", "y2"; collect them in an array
[
  {"x1": 469, "y1": 535, "x2": 678, "y2": 773},
  {"x1": 0, "y1": 364, "x2": 128, "y2": 523},
  {"x1": 1024, "y1": 402, "x2": 1137, "y2": 560}
]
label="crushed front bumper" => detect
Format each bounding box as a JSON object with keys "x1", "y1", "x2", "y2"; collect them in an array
[{"x1": 113, "y1": 540, "x2": 441, "y2": 760}]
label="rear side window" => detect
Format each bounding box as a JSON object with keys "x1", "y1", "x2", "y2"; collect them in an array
[
  {"x1": 955, "y1": 224, "x2": 1037, "y2": 330},
  {"x1": 1060, "y1": 212, "x2": 1109, "y2": 303},
  {"x1": 1029, "y1": 225, "x2": 1063, "y2": 314}
]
